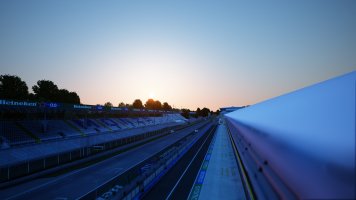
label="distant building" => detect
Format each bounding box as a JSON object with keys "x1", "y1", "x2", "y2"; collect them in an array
[
  {"x1": 220, "y1": 106, "x2": 245, "y2": 114},
  {"x1": 189, "y1": 111, "x2": 196, "y2": 117}
]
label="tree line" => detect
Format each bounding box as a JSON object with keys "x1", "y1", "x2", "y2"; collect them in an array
[
  {"x1": 104, "y1": 99, "x2": 173, "y2": 111},
  {"x1": 1, "y1": 74, "x2": 218, "y2": 116},
  {"x1": 0, "y1": 74, "x2": 176, "y2": 110},
  {"x1": 105, "y1": 99, "x2": 219, "y2": 118},
  {"x1": 181, "y1": 107, "x2": 219, "y2": 118},
  {"x1": 0, "y1": 74, "x2": 80, "y2": 103}
]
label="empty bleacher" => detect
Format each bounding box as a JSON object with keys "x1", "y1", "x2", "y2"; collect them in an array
[
  {"x1": 49, "y1": 120, "x2": 83, "y2": 137},
  {"x1": 17, "y1": 120, "x2": 62, "y2": 141},
  {"x1": 110, "y1": 118, "x2": 130, "y2": 129},
  {"x1": 0, "y1": 121, "x2": 35, "y2": 145},
  {"x1": 0, "y1": 114, "x2": 187, "y2": 147}
]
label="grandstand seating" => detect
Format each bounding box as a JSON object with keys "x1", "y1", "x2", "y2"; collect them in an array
[
  {"x1": 70, "y1": 119, "x2": 101, "y2": 134},
  {"x1": 109, "y1": 118, "x2": 130, "y2": 129},
  {"x1": 0, "y1": 121, "x2": 35, "y2": 145},
  {"x1": 116, "y1": 118, "x2": 135, "y2": 129},
  {"x1": 99, "y1": 118, "x2": 121, "y2": 131},
  {"x1": 122, "y1": 118, "x2": 137, "y2": 127},
  {"x1": 50, "y1": 120, "x2": 82, "y2": 137},
  {"x1": 0, "y1": 114, "x2": 187, "y2": 147},
  {"x1": 18, "y1": 120, "x2": 62, "y2": 141}
]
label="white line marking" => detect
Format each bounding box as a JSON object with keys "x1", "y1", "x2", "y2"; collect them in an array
[
  {"x1": 186, "y1": 125, "x2": 218, "y2": 199},
  {"x1": 165, "y1": 126, "x2": 215, "y2": 200},
  {"x1": 78, "y1": 123, "x2": 210, "y2": 199}
]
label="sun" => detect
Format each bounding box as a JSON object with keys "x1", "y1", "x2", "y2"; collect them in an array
[{"x1": 149, "y1": 91, "x2": 155, "y2": 99}]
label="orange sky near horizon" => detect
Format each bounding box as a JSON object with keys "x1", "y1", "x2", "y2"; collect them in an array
[{"x1": 1, "y1": 1, "x2": 355, "y2": 111}]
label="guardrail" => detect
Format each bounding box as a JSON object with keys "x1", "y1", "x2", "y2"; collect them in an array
[
  {"x1": 225, "y1": 118, "x2": 297, "y2": 200},
  {"x1": 225, "y1": 115, "x2": 356, "y2": 199},
  {"x1": 226, "y1": 121, "x2": 256, "y2": 200}
]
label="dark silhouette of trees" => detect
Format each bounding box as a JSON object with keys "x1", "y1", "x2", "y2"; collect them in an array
[
  {"x1": 145, "y1": 99, "x2": 162, "y2": 110},
  {"x1": 181, "y1": 108, "x2": 190, "y2": 119},
  {"x1": 32, "y1": 80, "x2": 59, "y2": 101},
  {"x1": 57, "y1": 89, "x2": 80, "y2": 104},
  {"x1": 194, "y1": 107, "x2": 211, "y2": 117},
  {"x1": 162, "y1": 102, "x2": 172, "y2": 111},
  {"x1": 132, "y1": 99, "x2": 144, "y2": 109},
  {"x1": 200, "y1": 107, "x2": 211, "y2": 117},
  {"x1": 154, "y1": 100, "x2": 162, "y2": 110},
  {"x1": 145, "y1": 99, "x2": 155, "y2": 109},
  {"x1": 68, "y1": 92, "x2": 80, "y2": 104},
  {"x1": 104, "y1": 102, "x2": 113, "y2": 108},
  {"x1": 0, "y1": 75, "x2": 188, "y2": 111},
  {"x1": 28, "y1": 93, "x2": 36, "y2": 101},
  {"x1": 0, "y1": 75, "x2": 29, "y2": 100},
  {"x1": 32, "y1": 79, "x2": 80, "y2": 103},
  {"x1": 196, "y1": 108, "x2": 201, "y2": 117}
]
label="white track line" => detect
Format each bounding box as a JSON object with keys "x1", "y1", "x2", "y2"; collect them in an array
[{"x1": 165, "y1": 126, "x2": 215, "y2": 200}]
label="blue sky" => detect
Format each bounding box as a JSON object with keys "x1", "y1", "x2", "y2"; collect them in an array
[{"x1": 0, "y1": 0, "x2": 355, "y2": 110}]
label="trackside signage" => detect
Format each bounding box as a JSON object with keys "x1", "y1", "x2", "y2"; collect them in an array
[
  {"x1": 0, "y1": 99, "x2": 175, "y2": 114},
  {"x1": 0, "y1": 99, "x2": 37, "y2": 107},
  {"x1": 73, "y1": 104, "x2": 92, "y2": 109}
]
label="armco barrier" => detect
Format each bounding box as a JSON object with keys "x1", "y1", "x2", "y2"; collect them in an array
[{"x1": 225, "y1": 118, "x2": 299, "y2": 200}]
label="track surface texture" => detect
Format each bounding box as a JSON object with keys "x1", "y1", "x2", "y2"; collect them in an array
[{"x1": 143, "y1": 124, "x2": 217, "y2": 200}]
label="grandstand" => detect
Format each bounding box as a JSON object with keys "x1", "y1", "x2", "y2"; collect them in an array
[
  {"x1": 0, "y1": 100, "x2": 190, "y2": 184},
  {"x1": 0, "y1": 100, "x2": 185, "y2": 148}
]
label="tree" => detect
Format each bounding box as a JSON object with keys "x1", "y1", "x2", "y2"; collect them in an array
[
  {"x1": 32, "y1": 79, "x2": 80, "y2": 103},
  {"x1": 28, "y1": 93, "x2": 36, "y2": 101},
  {"x1": 196, "y1": 107, "x2": 201, "y2": 117},
  {"x1": 56, "y1": 89, "x2": 80, "y2": 104},
  {"x1": 56, "y1": 89, "x2": 69, "y2": 102},
  {"x1": 153, "y1": 100, "x2": 162, "y2": 110},
  {"x1": 104, "y1": 102, "x2": 113, "y2": 108},
  {"x1": 0, "y1": 75, "x2": 29, "y2": 100},
  {"x1": 144, "y1": 99, "x2": 163, "y2": 110},
  {"x1": 162, "y1": 102, "x2": 172, "y2": 111},
  {"x1": 181, "y1": 108, "x2": 190, "y2": 119},
  {"x1": 32, "y1": 80, "x2": 59, "y2": 101},
  {"x1": 201, "y1": 107, "x2": 211, "y2": 117},
  {"x1": 145, "y1": 99, "x2": 155, "y2": 109},
  {"x1": 132, "y1": 99, "x2": 144, "y2": 109},
  {"x1": 67, "y1": 91, "x2": 80, "y2": 104},
  {"x1": 118, "y1": 102, "x2": 125, "y2": 107}
]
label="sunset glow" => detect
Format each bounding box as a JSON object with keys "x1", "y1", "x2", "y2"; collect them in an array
[
  {"x1": 0, "y1": 1, "x2": 355, "y2": 110},
  {"x1": 149, "y1": 91, "x2": 156, "y2": 100}
]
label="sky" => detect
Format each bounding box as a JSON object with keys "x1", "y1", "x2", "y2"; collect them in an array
[{"x1": 0, "y1": 0, "x2": 355, "y2": 111}]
